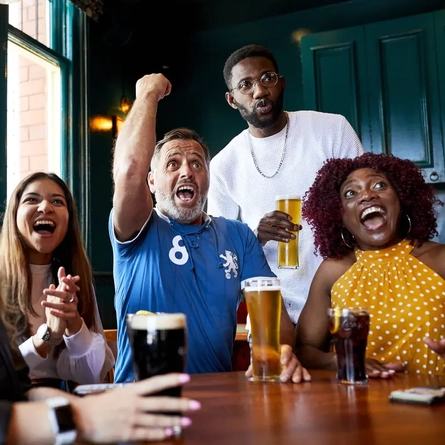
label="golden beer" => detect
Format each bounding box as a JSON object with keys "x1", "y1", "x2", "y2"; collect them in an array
[
  {"x1": 243, "y1": 277, "x2": 282, "y2": 382},
  {"x1": 276, "y1": 195, "x2": 301, "y2": 269}
]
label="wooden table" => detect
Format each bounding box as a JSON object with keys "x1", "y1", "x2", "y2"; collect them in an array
[{"x1": 152, "y1": 370, "x2": 445, "y2": 445}]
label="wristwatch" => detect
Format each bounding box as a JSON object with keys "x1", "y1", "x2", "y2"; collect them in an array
[
  {"x1": 45, "y1": 396, "x2": 77, "y2": 445},
  {"x1": 37, "y1": 323, "x2": 63, "y2": 346}
]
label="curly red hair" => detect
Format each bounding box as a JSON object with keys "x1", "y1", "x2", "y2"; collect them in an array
[{"x1": 302, "y1": 153, "x2": 443, "y2": 259}]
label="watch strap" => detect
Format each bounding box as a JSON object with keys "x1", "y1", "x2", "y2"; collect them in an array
[
  {"x1": 45, "y1": 397, "x2": 77, "y2": 445},
  {"x1": 39, "y1": 324, "x2": 63, "y2": 346}
]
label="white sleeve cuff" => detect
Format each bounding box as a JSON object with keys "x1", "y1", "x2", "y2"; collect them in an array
[
  {"x1": 63, "y1": 319, "x2": 94, "y2": 356},
  {"x1": 18, "y1": 336, "x2": 49, "y2": 368}
]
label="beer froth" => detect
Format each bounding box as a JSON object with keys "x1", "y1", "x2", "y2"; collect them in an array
[
  {"x1": 130, "y1": 313, "x2": 186, "y2": 331},
  {"x1": 243, "y1": 285, "x2": 281, "y2": 292}
]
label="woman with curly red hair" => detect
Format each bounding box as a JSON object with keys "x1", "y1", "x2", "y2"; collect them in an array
[{"x1": 296, "y1": 152, "x2": 445, "y2": 377}]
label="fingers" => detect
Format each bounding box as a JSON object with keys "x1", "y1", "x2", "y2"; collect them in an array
[
  {"x1": 57, "y1": 266, "x2": 66, "y2": 283},
  {"x1": 43, "y1": 288, "x2": 78, "y2": 304},
  {"x1": 58, "y1": 275, "x2": 80, "y2": 293},
  {"x1": 424, "y1": 337, "x2": 445, "y2": 359},
  {"x1": 278, "y1": 345, "x2": 311, "y2": 383},
  {"x1": 130, "y1": 426, "x2": 174, "y2": 443},
  {"x1": 257, "y1": 211, "x2": 301, "y2": 245},
  {"x1": 163, "y1": 81, "x2": 172, "y2": 98},
  {"x1": 42, "y1": 288, "x2": 79, "y2": 320},
  {"x1": 41, "y1": 303, "x2": 79, "y2": 319},
  {"x1": 245, "y1": 364, "x2": 253, "y2": 378},
  {"x1": 383, "y1": 362, "x2": 405, "y2": 372},
  {"x1": 131, "y1": 373, "x2": 191, "y2": 397},
  {"x1": 136, "y1": 397, "x2": 201, "y2": 415},
  {"x1": 365, "y1": 358, "x2": 402, "y2": 379}
]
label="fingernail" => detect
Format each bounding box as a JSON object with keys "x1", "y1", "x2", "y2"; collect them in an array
[
  {"x1": 388, "y1": 370, "x2": 396, "y2": 374},
  {"x1": 181, "y1": 417, "x2": 192, "y2": 427},
  {"x1": 189, "y1": 400, "x2": 201, "y2": 410},
  {"x1": 164, "y1": 428, "x2": 173, "y2": 437},
  {"x1": 178, "y1": 374, "x2": 190, "y2": 383}
]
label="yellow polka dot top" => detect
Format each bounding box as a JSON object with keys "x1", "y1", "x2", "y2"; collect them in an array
[{"x1": 331, "y1": 239, "x2": 445, "y2": 375}]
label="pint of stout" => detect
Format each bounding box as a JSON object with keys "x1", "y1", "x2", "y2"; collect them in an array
[
  {"x1": 242, "y1": 277, "x2": 282, "y2": 382},
  {"x1": 127, "y1": 313, "x2": 187, "y2": 397},
  {"x1": 276, "y1": 195, "x2": 301, "y2": 269}
]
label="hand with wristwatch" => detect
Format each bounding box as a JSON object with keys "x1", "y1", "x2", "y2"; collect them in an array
[
  {"x1": 33, "y1": 268, "x2": 82, "y2": 354},
  {"x1": 10, "y1": 374, "x2": 201, "y2": 444}
]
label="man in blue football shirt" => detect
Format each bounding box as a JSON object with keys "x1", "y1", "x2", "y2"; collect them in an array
[{"x1": 109, "y1": 73, "x2": 310, "y2": 384}]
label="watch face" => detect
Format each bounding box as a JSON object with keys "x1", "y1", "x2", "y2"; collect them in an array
[
  {"x1": 37, "y1": 323, "x2": 49, "y2": 340},
  {"x1": 54, "y1": 404, "x2": 76, "y2": 433}
]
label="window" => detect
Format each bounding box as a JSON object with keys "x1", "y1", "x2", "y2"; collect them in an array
[
  {"x1": 7, "y1": 38, "x2": 62, "y2": 197},
  {"x1": 9, "y1": 0, "x2": 51, "y2": 47},
  {"x1": 5, "y1": 0, "x2": 85, "y2": 201}
]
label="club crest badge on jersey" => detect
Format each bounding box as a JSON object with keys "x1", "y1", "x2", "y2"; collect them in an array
[{"x1": 219, "y1": 250, "x2": 239, "y2": 279}]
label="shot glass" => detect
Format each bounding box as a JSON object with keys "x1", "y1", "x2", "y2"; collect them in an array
[
  {"x1": 276, "y1": 195, "x2": 301, "y2": 269},
  {"x1": 328, "y1": 307, "x2": 370, "y2": 385},
  {"x1": 242, "y1": 277, "x2": 282, "y2": 382}
]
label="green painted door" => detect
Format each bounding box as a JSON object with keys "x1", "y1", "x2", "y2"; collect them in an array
[
  {"x1": 365, "y1": 12, "x2": 445, "y2": 183},
  {"x1": 301, "y1": 26, "x2": 371, "y2": 151},
  {"x1": 302, "y1": 11, "x2": 445, "y2": 183}
]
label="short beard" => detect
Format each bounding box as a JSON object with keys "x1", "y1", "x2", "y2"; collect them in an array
[
  {"x1": 155, "y1": 190, "x2": 207, "y2": 224},
  {"x1": 235, "y1": 89, "x2": 284, "y2": 129}
]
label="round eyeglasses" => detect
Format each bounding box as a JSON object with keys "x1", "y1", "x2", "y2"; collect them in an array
[{"x1": 231, "y1": 71, "x2": 279, "y2": 95}]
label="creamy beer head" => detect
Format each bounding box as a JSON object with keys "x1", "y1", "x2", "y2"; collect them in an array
[
  {"x1": 130, "y1": 313, "x2": 186, "y2": 331},
  {"x1": 241, "y1": 277, "x2": 281, "y2": 291},
  {"x1": 275, "y1": 194, "x2": 301, "y2": 201}
]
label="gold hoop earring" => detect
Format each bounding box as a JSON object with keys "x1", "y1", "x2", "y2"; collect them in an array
[{"x1": 341, "y1": 227, "x2": 354, "y2": 249}]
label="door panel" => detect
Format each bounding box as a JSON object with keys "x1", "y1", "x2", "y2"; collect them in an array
[
  {"x1": 366, "y1": 13, "x2": 445, "y2": 182},
  {"x1": 301, "y1": 27, "x2": 370, "y2": 150}
]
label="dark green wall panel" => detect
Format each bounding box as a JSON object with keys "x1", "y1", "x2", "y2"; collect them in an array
[{"x1": 301, "y1": 27, "x2": 370, "y2": 149}]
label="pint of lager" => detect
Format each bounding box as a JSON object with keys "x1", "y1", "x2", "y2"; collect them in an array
[
  {"x1": 127, "y1": 312, "x2": 187, "y2": 397},
  {"x1": 242, "y1": 277, "x2": 282, "y2": 382},
  {"x1": 276, "y1": 195, "x2": 301, "y2": 269}
]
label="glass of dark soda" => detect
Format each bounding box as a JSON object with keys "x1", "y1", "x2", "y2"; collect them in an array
[{"x1": 327, "y1": 307, "x2": 370, "y2": 385}]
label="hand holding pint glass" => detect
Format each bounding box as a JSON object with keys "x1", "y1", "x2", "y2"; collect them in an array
[
  {"x1": 328, "y1": 307, "x2": 370, "y2": 385},
  {"x1": 276, "y1": 195, "x2": 301, "y2": 269},
  {"x1": 242, "y1": 277, "x2": 282, "y2": 382}
]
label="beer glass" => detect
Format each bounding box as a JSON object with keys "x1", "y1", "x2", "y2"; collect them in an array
[
  {"x1": 328, "y1": 307, "x2": 370, "y2": 385},
  {"x1": 242, "y1": 277, "x2": 282, "y2": 382},
  {"x1": 276, "y1": 195, "x2": 301, "y2": 269},
  {"x1": 127, "y1": 312, "x2": 187, "y2": 396}
]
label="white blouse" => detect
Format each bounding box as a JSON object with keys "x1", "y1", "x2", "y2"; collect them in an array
[{"x1": 18, "y1": 263, "x2": 115, "y2": 383}]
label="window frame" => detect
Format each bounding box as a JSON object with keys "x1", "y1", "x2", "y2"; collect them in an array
[{"x1": 0, "y1": 1, "x2": 90, "y2": 250}]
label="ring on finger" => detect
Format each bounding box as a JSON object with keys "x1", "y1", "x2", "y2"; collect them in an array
[{"x1": 69, "y1": 297, "x2": 74, "y2": 303}]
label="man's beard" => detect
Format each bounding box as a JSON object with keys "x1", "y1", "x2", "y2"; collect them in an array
[
  {"x1": 155, "y1": 190, "x2": 207, "y2": 224},
  {"x1": 235, "y1": 90, "x2": 284, "y2": 129}
]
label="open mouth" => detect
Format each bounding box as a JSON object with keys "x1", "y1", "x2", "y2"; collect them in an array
[
  {"x1": 176, "y1": 185, "x2": 195, "y2": 202},
  {"x1": 33, "y1": 219, "x2": 56, "y2": 234},
  {"x1": 256, "y1": 100, "x2": 272, "y2": 114},
  {"x1": 360, "y1": 206, "x2": 386, "y2": 230}
]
